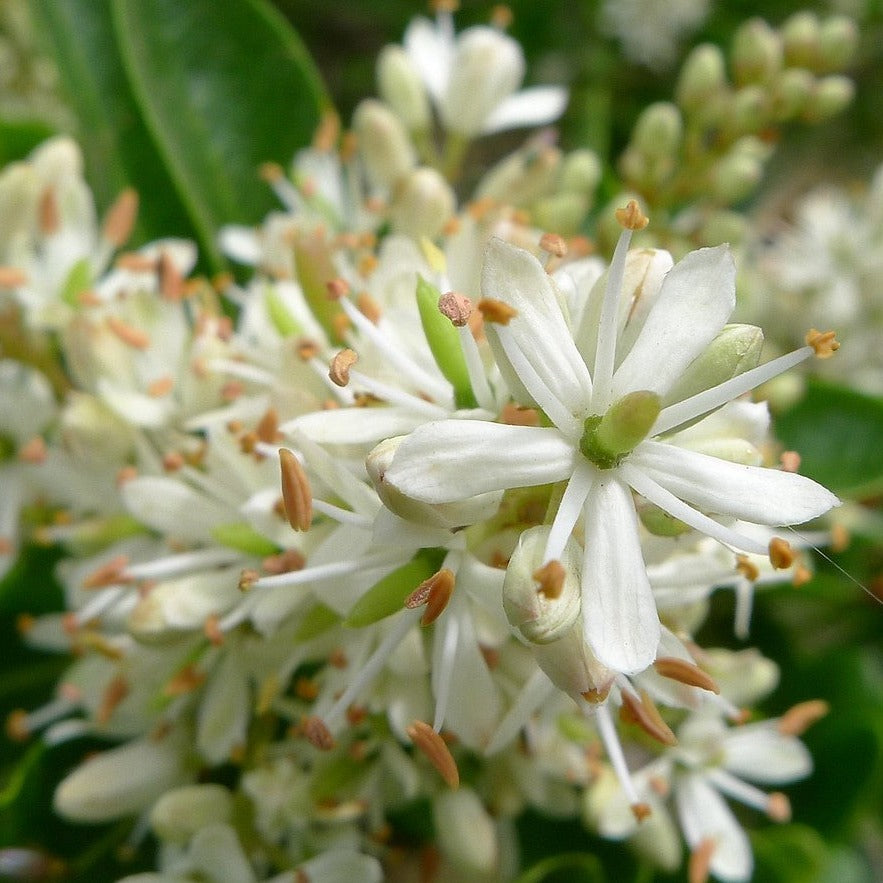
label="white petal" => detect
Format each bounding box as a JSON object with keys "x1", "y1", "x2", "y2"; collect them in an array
[
  {"x1": 296, "y1": 851, "x2": 383, "y2": 883},
  {"x1": 290, "y1": 405, "x2": 428, "y2": 445},
  {"x1": 675, "y1": 773, "x2": 753, "y2": 882},
  {"x1": 581, "y1": 477, "x2": 660, "y2": 674},
  {"x1": 218, "y1": 225, "x2": 261, "y2": 265},
  {"x1": 613, "y1": 246, "x2": 735, "y2": 398},
  {"x1": 97, "y1": 378, "x2": 175, "y2": 428},
  {"x1": 724, "y1": 726, "x2": 813, "y2": 784},
  {"x1": 385, "y1": 420, "x2": 574, "y2": 503},
  {"x1": 188, "y1": 824, "x2": 256, "y2": 883},
  {"x1": 632, "y1": 441, "x2": 840, "y2": 525},
  {"x1": 197, "y1": 654, "x2": 250, "y2": 766},
  {"x1": 404, "y1": 17, "x2": 453, "y2": 103},
  {"x1": 480, "y1": 86, "x2": 569, "y2": 134},
  {"x1": 482, "y1": 238, "x2": 592, "y2": 416}
]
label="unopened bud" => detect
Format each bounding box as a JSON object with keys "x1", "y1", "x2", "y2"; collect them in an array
[
  {"x1": 804, "y1": 75, "x2": 854, "y2": 122},
  {"x1": 532, "y1": 193, "x2": 589, "y2": 236},
  {"x1": 377, "y1": 45, "x2": 431, "y2": 130},
  {"x1": 727, "y1": 86, "x2": 767, "y2": 136},
  {"x1": 818, "y1": 16, "x2": 858, "y2": 71},
  {"x1": 434, "y1": 788, "x2": 499, "y2": 875},
  {"x1": 352, "y1": 99, "x2": 416, "y2": 189},
  {"x1": 560, "y1": 149, "x2": 602, "y2": 195},
  {"x1": 390, "y1": 167, "x2": 455, "y2": 239},
  {"x1": 676, "y1": 45, "x2": 727, "y2": 111},
  {"x1": 633, "y1": 102, "x2": 683, "y2": 159},
  {"x1": 732, "y1": 19, "x2": 783, "y2": 85},
  {"x1": 150, "y1": 784, "x2": 234, "y2": 843},
  {"x1": 478, "y1": 143, "x2": 561, "y2": 206},
  {"x1": 698, "y1": 210, "x2": 749, "y2": 247},
  {"x1": 771, "y1": 67, "x2": 814, "y2": 121},
  {"x1": 781, "y1": 12, "x2": 820, "y2": 69},
  {"x1": 711, "y1": 149, "x2": 763, "y2": 204}
]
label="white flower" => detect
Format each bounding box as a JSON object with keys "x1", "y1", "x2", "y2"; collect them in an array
[{"x1": 382, "y1": 214, "x2": 838, "y2": 675}]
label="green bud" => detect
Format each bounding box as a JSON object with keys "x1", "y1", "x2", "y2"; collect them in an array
[
  {"x1": 531, "y1": 192, "x2": 589, "y2": 235},
  {"x1": 580, "y1": 391, "x2": 661, "y2": 469},
  {"x1": 804, "y1": 75, "x2": 854, "y2": 122},
  {"x1": 435, "y1": 789, "x2": 498, "y2": 875},
  {"x1": 637, "y1": 501, "x2": 692, "y2": 537},
  {"x1": 377, "y1": 45, "x2": 431, "y2": 131},
  {"x1": 150, "y1": 785, "x2": 234, "y2": 844},
  {"x1": 818, "y1": 16, "x2": 858, "y2": 71},
  {"x1": 560, "y1": 149, "x2": 602, "y2": 195},
  {"x1": 389, "y1": 166, "x2": 455, "y2": 239},
  {"x1": 617, "y1": 146, "x2": 647, "y2": 187},
  {"x1": 711, "y1": 150, "x2": 762, "y2": 204},
  {"x1": 727, "y1": 86, "x2": 767, "y2": 135},
  {"x1": 781, "y1": 12, "x2": 820, "y2": 69},
  {"x1": 676, "y1": 44, "x2": 727, "y2": 111},
  {"x1": 352, "y1": 98, "x2": 416, "y2": 189},
  {"x1": 770, "y1": 67, "x2": 814, "y2": 120},
  {"x1": 732, "y1": 19, "x2": 783, "y2": 86},
  {"x1": 632, "y1": 102, "x2": 683, "y2": 159},
  {"x1": 477, "y1": 144, "x2": 561, "y2": 207},
  {"x1": 664, "y1": 323, "x2": 764, "y2": 405}
]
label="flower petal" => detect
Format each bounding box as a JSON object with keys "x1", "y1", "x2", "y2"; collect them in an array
[
  {"x1": 581, "y1": 477, "x2": 660, "y2": 674},
  {"x1": 724, "y1": 725, "x2": 813, "y2": 784},
  {"x1": 612, "y1": 246, "x2": 735, "y2": 399},
  {"x1": 631, "y1": 441, "x2": 840, "y2": 525},
  {"x1": 290, "y1": 405, "x2": 429, "y2": 445},
  {"x1": 403, "y1": 17, "x2": 453, "y2": 103},
  {"x1": 385, "y1": 420, "x2": 574, "y2": 503},
  {"x1": 481, "y1": 86, "x2": 568, "y2": 134}
]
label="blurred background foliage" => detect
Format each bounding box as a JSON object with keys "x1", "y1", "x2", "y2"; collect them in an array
[{"x1": 0, "y1": 0, "x2": 881, "y2": 880}]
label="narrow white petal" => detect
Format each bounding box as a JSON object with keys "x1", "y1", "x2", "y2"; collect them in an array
[
  {"x1": 218, "y1": 225, "x2": 261, "y2": 265},
  {"x1": 581, "y1": 478, "x2": 660, "y2": 674},
  {"x1": 385, "y1": 421, "x2": 575, "y2": 503},
  {"x1": 632, "y1": 441, "x2": 839, "y2": 525},
  {"x1": 484, "y1": 668, "x2": 554, "y2": 756},
  {"x1": 404, "y1": 17, "x2": 453, "y2": 103},
  {"x1": 480, "y1": 86, "x2": 569, "y2": 134},
  {"x1": 724, "y1": 726, "x2": 813, "y2": 784},
  {"x1": 197, "y1": 654, "x2": 250, "y2": 766},
  {"x1": 289, "y1": 406, "x2": 429, "y2": 445},
  {"x1": 97, "y1": 379, "x2": 175, "y2": 428},
  {"x1": 613, "y1": 246, "x2": 735, "y2": 399}
]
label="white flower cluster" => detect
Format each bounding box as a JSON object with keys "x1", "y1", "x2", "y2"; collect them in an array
[{"x1": 0, "y1": 9, "x2": 845, "y2": 883}]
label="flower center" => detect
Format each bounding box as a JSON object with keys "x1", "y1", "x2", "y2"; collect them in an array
[{"x1": 578, "y1": 390, "x2": 661, "y2": 469}]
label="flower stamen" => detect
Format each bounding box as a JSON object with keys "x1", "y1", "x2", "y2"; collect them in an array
[{"x1": 407, "y1": 720, "x2": 460, "y2": 788}]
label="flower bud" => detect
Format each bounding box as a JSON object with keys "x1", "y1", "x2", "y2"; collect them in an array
[
  {"x1": 732, "y1": 19, "x2": 783, "y2": 86},
  {"x1": 804, "y1": 75, "x2": 854, "y2": 122},
  {"x1": 727, "y1": 86, "x2": 767, "y2": 136},
  {"x1": 367, "y1": 436, "x2": 503, "y2": 529},
  {"x1": 697, "y1": 210, "x2": 749, "y2": 247},
  {"x1": 711, "y1": 149, "x2": 763, "y2": 204},
  {"x1": 781, "y1": 12, "x2": 820, "y2": 69},
  {"x1": 434, "y1": 788, "x2": 498, "y2": 875},
  {"x1": 150, "y1": 784, "x2": 234, "y2": 843},
  {"x1": 633, "y1": 102, "x2": 683, "y2": 159},
  {"x1": 818, "y1": 16, "x2": 858, "y2": 71},
  {"x1": 61, "y1": 392, "x2": 135, "y2": 466},
  {"x1": 187, "y1": 824, "x2": 255, "y2": 883},
  {"x1": 560, "y1": 149, "x2": 602, "y2": 195},
  {"x1": 352, "y1": 98, "x2": 416, "y2": 189},
  {"x1": 533, "y1": 623, "x2": 615, "y2": 701},
  {"x1": 771, "y1": 67, "x2": 814, "y2": 120},
  {"x1": 389, "y1": 167, "x2": 455, "y2": 239},
  {"x1": 531, "y1": 193, "x2": 589, "y2": 236},
  {"x1": 676, "y1": 44, "x2": 726, "y2": 111},
  {"x1": 477, "y1": 142, "x2": 561, "y2": 206},
  {"x1": 377, "y1": 45, "x2": 431, "y2": 131},
  {"x1": 503, "y1": 526, "x2": 581, "y2": 644},
  {"x1": 441, "y1": 26, "x2": 525, "y2": 136}
]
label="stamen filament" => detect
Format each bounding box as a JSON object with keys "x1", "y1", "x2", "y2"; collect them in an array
[
  {"x1": 543, "y1": 461, "x2": 595, "y2": 563},
  {"x1": 432, "y1": 608, "x2": 460, "y2": 733},
  {"x1": 457, "y1": 325, "x2": 496, "y2": 411},
  {"x1": 125, "y1": 548, "x2": 243, "y2": 580},
  {"x1": 205, "y1": 358, "x2": 280, "y2": 388},
  {"x1": 346, "y1": 369, "x2": 450, "y2": 417},
  {"x1": 706, "y1": 768, "x2": 774, "y2": 814},
  {"x1": 593, "y1": 701, "x2": 639, "y2": 805},
  {"x1": 251, "y1": 550, "x2": 402, "y2": 590},
  {"x1": 484, "y1": 668, "x2": 554, "y2": 756},
  {"x1": 311, "y1": 499, "x2": 373, "y2": 528}
]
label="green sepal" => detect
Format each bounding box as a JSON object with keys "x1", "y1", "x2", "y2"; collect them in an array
[
  {"x1": 210, "y1": 522, "x2": 278, "y2": 556},
  {"x1": 345, "y1": 548, "x2": 446, "y2": 627},
  {"x1": 415, "y1": 275, "x2": 477, "y2": 409},
  {"x1": 294, "y1": 603, "x2": 341, "y2": 641},
  {"x1": 264, "y1": 285, "x2": 302, "y2": 337},
  {"x1": 60, "y1": 258, "x2": 93, "y2": 307}
]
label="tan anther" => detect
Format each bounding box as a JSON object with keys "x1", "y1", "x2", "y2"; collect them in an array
[
  {"x1": 294, "y1": 870, "x2": 310, "y2": 883},
  {"x1": 357, "y1": 292, "x2": 382, "y2": 324},
  {"x1": 116, "y1": 466, "x2": 138, "y2": 486},
  {"x1": 407, "y1": 720, "x2": 460, "y2": 788},
  {"x1": 688, "y1": 838, "x2": 716, "y2": 883},
  {"x1": 6, "y1": 709, "x2": 30, "y2": 742},
  {"x1": 0, "y1": 537, "x2": 12, "y2": 557},
  {"x1": 340, "y1": 130, "x2": 358, "y2": 163},
  {"x1": 82, "y1": 554, "x2": 130, "y2": 589},
  {"x1": 222, "y1": 380, "x2": 244, "y2": 401},
  {"x1": 329, "y1": 348, "x2": 358, "y2": 386},
  {"x1": 769, "y1": 537, "x2": 796, "y2": 569},
  {"x1": 107, "y1": 316, "x2": 150, "y2": 349},
  {"x1": 792, "y1": 564, "x2": 812, "y2": 586},
  {"x1": 15, "y1": 612, "x2": 34, "y2": 634},
  {"x1": 77, "y1": 289, "x2": 101, "y2": 307},
  {"x1": 358, "y1": 232, "x2": 377, "y2": 250},
  {"x1": 767, "y1": 792, "x2": 792, "y2": 822},
  {"x1": 581, "y1": 683, "x2": 612, "y2": 704},
  {"x1": 0, "y1": 266, "x2": 27, "y2": 287},
  {"x1": 631, "y1": 802, "x2": 652, "y2": 822},
  {"x1": 477, "y1": 297, "x2": 518, "y2": 325},
  {"x1": 162, "y1": 451, "x2": 184, "y2": 472},
  {"x1": 735, "y1": 555, "x2": 760, "y2": 582},
  {"x1": 831, "y1": 523, "x2": 850, "y2": 552},
  {"x1": 805, "y1": 328, "x2": 839, "y2": 358},
  {"x1": 162, "y1": 665, "x2": 205, "y2": 697},
  {"x1": 777, "y1": 699, "x2": 829, "y2": 736},
  {"x1": 326, "y1": 277, "x2": 350, "y2": 300},
  {"x1": 569, "y1": 235, "x2": 595, "y2": 257},
  {"x1": 533, "y1": 560, "x2": 565, "y2": 600},
  {"x1": 116, "y1": 252, "x2": 157, "y2": 272},
  {"x1": 147, "y1": 376, "x2": 173, "y2": 397},
  {"x1": 262, "y1": 548, "x2": 305, "y2": 575},
  {"x1": 500, "y1": 402, "x2": 540, "y2": 426},
  {"x1": 256, "y1": 407, "x2": 280, "y2": 445},
  {"x1": 780, "y1": 450, "x2": 801, "y2": 473},
  {"x1": 615, "y1": 199, "x2": 649, "y2": 231},
  {"x1": 97, "y1": 675, "x2": 130, "y2": 724},
  {"x1": 329, "y1": 648, "x2": 348, "y2": 668},
  {"x1": 295, "y1": 677, "x2": 320, "y2": 701},
  {"x1": 259, "y1": 162, "x2": 285, "y2": 183},
  {"x1": 303, "y1": 715, "x2": 335, "y2": 750},
  {"x1": 239, "y1": 569, "x2": 259, "y2": 591},
  {"x1": 332, "y1": 312, "x2": 352, "y2": 339},
  {"x1": 443, "y1": 216, "x2": 461, "y2": 235},
  {"x1": 212, "y1": 271, "x2": 234, "y2": 293},
  {"x1": 654, "y1": 657, "x2": 720, "y2": 694},
  {"x1": 346, "y1": 705, "x2": 367, "y2": 725},
  {"x1": 76, "y1": 631, "x2": 124, "y2": 660},
  {"x1": 539, "y1": 232, "x2": 567, "y2": 257},
  {"x1": 279, "y1": 448, "x2": 312, "y2": 532},
  {"x1": 358, "y1": 254, "x2": 379, "y2": 277},
  {"x1": 38, "y1": 187, "x2": 59, "y2": 234},
  {"x1": 204, "y1": 614, "x2": 224, "y2": 646},
  {"x1": 404, "y1": 568, "x2": 455, "y2": 626},
  {"x1": 226, "y1": 419, "x2": 243, "y2": 434},
  {"x1": 468, "y1": 196, "x2": 496, "y2": 220},
  {"x1": 103, "y1": 188, "x2": 138, "y2": 246},
  {"x1": 620, "y1": 690, "x2": 678, "y2": 746},
  {"x1": 313, "y1": 111, "x2": 340, "y2": 152},
  {"x1": 438, "y1": 291, "x2": 473, "y2": 326},
  {"x1": 649, "y1": 775, "x2": 669, "y2": 797},
  {"x1": 18, "y1": 436, "x2": 47, "y2": 464},
  {"x1": 158, "y1": 252, "x2": 184, "y2": 300},
  {"x1": 62, "y1": 612, "x2": 80, "y2": 636}
]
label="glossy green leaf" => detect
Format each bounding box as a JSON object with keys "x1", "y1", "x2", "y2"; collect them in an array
[
  {"x1": 112, "y1": 0, "x2": 329, "y2": 269},
  {"x1": 774, "y1": 380, "x2": 883, "y2": 498}
]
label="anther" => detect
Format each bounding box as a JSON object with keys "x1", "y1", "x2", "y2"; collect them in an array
[
  {"x1": 6, "y1": 710, "x2": 30, "y2": 742},
  {"x1": 688, "y1": 838, "x2": 715, "y2": 883},
  {"x1": 158, "y1": 252, "x2": 184, "y2": 300},
  {"x1": 631, "y1": 802, "x2": 652, "y2": 822},
  {"x1": 0, "y1": 267, "x2": 27, "y2": 287},
  {"x1": 162, "y1": 665, "x2": 205, "y2": 697},
  {"x1": 792, "y1": 564, "x2": 812, "y2": 586},
  {"x1": 357, "y1": 292, "x2": 382, "y2": 324},
  {"x1": 103, "y1": 188, "x2": 139, "y2": 247},
  {"x1": 539, "y1": 232, "x2": 567, "y2": 258},
  {"x1": 653, "y1": 657, "x2": 720, "y2": 694},
  {"x1": 831, "y1": 523, "x2": 850, "y2": 552},
  {"x1": 438, "y1": 291, "x2": 473, "y2": 327},
  {"x1": 326, "y1": 277, "x2": 350, "y2": 300},
  {"x1": 407, "y1": 720, "x2": 460, "y2": 788},
  {"x1": 767, "y1": 792, "x2": 792, "y2": 822},
  {"x1": 18, "y1": 436, "x2": 47, "y2": 464},
  {"x1": 256, "y1": 407, "x2": 280, "y2": 444},
  {"x1": 107, "y1": 316, "x2": 150, "y2": 349},
  {"x1": 296, "y1": 338, "x2": 320, "y2": 361},
  {"x1": 147, "y1": 376, "x2": 173, "y2": 397},
  {"x1": 82, "y1": 555, "x2": 130, "y2": 589},
  {"x1": 279, "y1": 448, "x2": 312, "y2": 532},
  {"x1": 204, "y1": 615, "x2": 224, "y2": 646},
  {"x1": 735, "y1": 555, "x2": 760, "y2": 581},
  {"x1": 259, "y1": 162, "x2": 284, "y2": 183},
  {"x1": 405, "y1": 569, "x2": 455, "y2": 626},
  {"x1": 768, "y1": 537, "x2": 796, "y2": 569},
  {"x1": 620, "y1": 690, "x2": 677, "y2": 746},
  {"x1": 239, "y1": 569, "x2": 259, "y2": 591},
  {"x1": 614, "y1": 199, "x2": 649, "y2": 231},
  {"x1": 490, "y1": 5, "x2": 514, "y2": 29},
  {"x1": 161, "y1": 450, "x2": 183, "y2": 471},
  {"x1": 779, "y1": 450, "x2": 801, "y2": 472},
  {"x1": 329, "y1": 348, "x2": 358, "y2": 386},
  {"x1": 313, "y1": 111, "x2": 340, "y2": 152},
  {"x1": 38, "y1": 187, "x2": 59, "y2": 234},
  {"x1": 477, "y1": 298, "x2": 518, "y2": 325},
  {"x1": 303, "y1": 715, "x2": 335, "y2": 750},
  {"x1": 777, "y1": 699, "x2": 829, "y2": 736},
  {"x1": 532, "y1": 560, "x2": 565, "y2": 600},
  {"x1": 262, "y1": 549, "x2": 306, "y2": 575},
  {"x1": 805, "y1": 328, "x2": 839, "y2": 358},
  {"x1": 97, "y1": 676, "x2": 130, "y2": 723}
]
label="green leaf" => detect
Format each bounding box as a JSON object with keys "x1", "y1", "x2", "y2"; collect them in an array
[
  {"x1": 515, "y1": 853, "x2": 607, "y2": 883},
  {"x1": 751, "y1": 824, "x2": 830, "y2": 883},
  {"x1": 774, "y1": 380, "x2": 883, "y2": 498},
  {"x1": 0, "y1": 117, "x2": 56, "y2": 166},
  {"x1": 111, "y1": 0, "x2": 329, "y2": 269}
]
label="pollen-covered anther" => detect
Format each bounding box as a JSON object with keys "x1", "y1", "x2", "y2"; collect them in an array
[
  {"x1": 147, "y1": 376, "x2": 173, "y2": 397},
  {"x1": 296, "y1": 338, "x2": 320, "y2": 361},
  {"x1": 239, "y1": 569, "x2": 259, "y2": 591},
  {"x1": 158, "y1": 252, "x2": 184, "y2": 300},
  {"x1": 539, "y1": 232, "x2": 568, "y2": 258},
  {"x1": 407, "y1": 720, "x2": 460, "y2": 788},
  {"x1": 82, "y1": 554, "x2": 130, "y2": 589},
  {"x1": 329, "y1": 348, "x2": 358, "y2": 386},
  {"x1": 38, "y1": 187, "x2": 59, "y2": 234},
  {"x1": 256, "y1": 407, "x2": 280, "y2": 444},
  {"x1": 653, "y1": 657, "x2": 720, "y2": 694},
  {"x1": 18, "y1": 436, "x2": 47, "y2": 464},
  {"x1": 162, "y1": 665, "x2": 205, "y2": 697},
  {"x1": 303, "y1": 715, "x2": 335, "y2": 751},
  {"x1": 406, "y1": 568, "x2": 456, "y2": 626},
  {"x1": 325, "y1": 277, "x2": 350, "y2": 300},
  {"x1": 614, "y1": 199, "x2": 649, "y2": 231},
  {"x1": 357, "y1": 292, "x2": 382, "y2": 324},
  {"x1": 768, "y1": 537, "x2": 796, "y2": 569},
  {"x1": 532, "y1": 560, "x2": 565, "y2": 599},
  {"x1": 162, "y1": 451, "x2": 184, "y2": 472},
  {"x1": 0, "y1": 266, "x2": 27, "y2": 286},
  {"x1": 777, "y1": 699, "x2": 829, "y2": 736},
  {"x1": 779, "y1": 450, "x2": 801, "y2": 472},
  {"x1": 582, "y1": 684, "x2": 612, "y2": 704},
  {"x1": 262, "y1": 549, "x2": 306, "y2": 575},
  {"x1": 831, "y1": 523, "x2": 850, "y2": 552},
  {"x1": 735, "y1": 554, "x2": 760, "y2": 581},
  {"x1": 491, "y1": 4, "x2": 514, "y2": 29},
  {"x1": 688, "y1": 837, "x2": 716, "y2": 883},
  {"x1": 477, "y1": 297, "x2": 518, "y2": 325},
  {"x1": 6, "y1": 710, "x2": 30, "y2": 742},
  {"x1": 101, "y1": 188, "x2": 138, "y2": 247},
  {"x1": 438, "y1": 291, "x2": 473, "y2": 326},
  {"x1": 620, "y1": 690, "x2": 678, "y2": 746},
  {"x1": 631, "y1": 802, "x2": 652, "y2": 822},
  {"x1": 805, "y1": 328, "x2": 840, "y2": 358},
  {"x1": 279, "y1": 448, "x2": 312, "y2": 531},
  {"x1": 107, "y1": 316, "x2": 151, "y2": 349},
  {"x1": 767, "y1": 791, "x2": 792, "y2": 822},
  {"x1": 117, "y1": 252, "x2": 157, "y2": 272}
]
